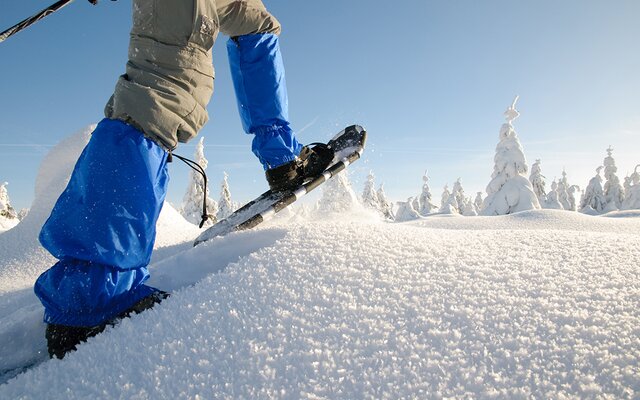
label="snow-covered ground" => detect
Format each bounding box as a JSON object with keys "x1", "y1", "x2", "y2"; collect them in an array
[{"x1": 0, "y1": 130, "x2": 639, "y2": 398}]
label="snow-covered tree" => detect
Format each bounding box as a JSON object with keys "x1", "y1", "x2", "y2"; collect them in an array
[
  {"x1": 481, "y1": 96, "x2": 540, "y2": 215},
  {"x1": 622, "y1": 165, "x2": 640, "y2": 210},
  {"x1": 0, "y1": 182, "x2": 18, "y2": 220},
  {"x1": 545, "y1": 180, "x2": 564, "y2": 210},
  {"x1": 529, "y1": 159, "x2": 547, "y2": 205},
  {"x1": 440, "y1": 184, "x2": 458, "y2": 214},
  {"x1": 17, "y1": 208, "x2": 29, "y2": 221},
  {"x1": 217, "y1": 172, "x2": 234, "y2": 221},
  {"x1": 361, "y1": 171, "x2": 380, "y2": 211},
  {"x1": 474, "y1": 192, "x2": 483, "y2": 211},
  {"x1": 395, "y1": 197, "x2": 422, "y2": 222},
  {"x1": 180, "y1": 137, "x2": 218, "y2": 226},
  {"x1": 462, "y1": 197, "x2": 478, "y2": 216},
  {"x1": 377, "y1": 184, "x2": 395, "y2": 221},
  {"x1": 416, "y1": 171, "x2": 437, "y2": 216},
  {"x1": 317, "y1": 171, "x2": 361, "y2": 214},
  {"x1": 450, "y1": 179, "x2": 466, "y2": 213},
  {"x1": 556, "y1": 170, "x2": 572, "y2": 211},
  {"x1": 567, "y1": 185, "x2": 580, "y2": 212},
  {"x1": 0, "y1": 182, "x2": 19, "y2": 232},
  {"x1": 580, "y1": 167, "x2": 607, "y2": 214},
  {"x1": 603, "y1": 146, "x2": 625, "y2": 210}
]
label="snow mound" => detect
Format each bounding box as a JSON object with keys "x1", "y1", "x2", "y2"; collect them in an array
[
  {"x1": 0, "y1": 126, "x2": 201, "y2": 292},
  {"x1": 2, "y1": 212, "x2": 639, "y2": 398},
  {"x1": 0, "y1": 126, "x2": 92, "y2": 292},
  {"x1": 600, "y1": 210, "x2": 640, "y2": 219},
  {"x1": 411, "y1": 208, "x2": 640, "y2": 234}
]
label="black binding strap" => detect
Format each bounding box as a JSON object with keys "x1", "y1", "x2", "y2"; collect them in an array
[{"x1": 168, "y1": 151, "x2": 210, "y2": 228}]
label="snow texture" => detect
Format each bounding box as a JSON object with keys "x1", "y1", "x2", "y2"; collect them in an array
[{"x1": 1, "y1": 128, "x2": 640, "y2": 399}]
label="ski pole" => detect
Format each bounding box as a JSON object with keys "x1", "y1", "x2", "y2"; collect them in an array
[{"x1": 1, "y1": 0, "x2": 77, "y2": 44}]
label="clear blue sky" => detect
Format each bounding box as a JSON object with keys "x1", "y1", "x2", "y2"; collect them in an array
[{"x1": 1, "y1": 0, "x2": 639, "y2": 211}]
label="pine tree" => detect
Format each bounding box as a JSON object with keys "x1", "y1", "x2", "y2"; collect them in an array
[
  {"x1": 481, "y1": 96, "x2": 540, "y2": 215},
  {"x1": 622, "y1": 165, "x2": 640, "y2": 210},
  {"x1": 377, "y1": 184, "x2": 395, "y2": 221},
  {"x1": 361, "y1": 171, "x2": 380, "y2": 211},
  {"x1": 556, "y1": 170, "x2": 572, "y2": 211},
  {"x1": 0, "y1": 182, "x2": 19, "y2": 231},
  {"x1": 18, "y1": 208, "x2": 29, "y2": 221},
  {"x1": 440, "y1": 184, "x2": 457, "y2": 214},
  {"x1": 0, "y1": 182, "x2": 18, "y2": 220},
  {"x1": 603, "y1": 146, "x2": 625, "y2": 210},
  {"x1": 474, "y1": 192, "x2": 483, "y2": 211},
  {"x1": 580, "y1": 167, "x2": 607, "y2": 214},
  {"x1": 451, "y1": 178, "x2": 466, "y2": 213},
  {"x1": 545, "y1": 180, "x2": 564, "y2": 210},
  {"x1": 180, "y1": 137, "x2": 218, "y2": 226},
  {"x1": 462, "y1": 197, "x2": 478, "y2": 216},
  {"x1": 529, "y1": 159, "x2": 547, "y2": 205},
  {"x1": 317, "y1": 171, "x2": 361, "y2": 214},
  {"x1": 567, "y1": 185, "x2": 580, "y2": 212},
  {"x1": 217, "y1": 172, "x2": 235, "y2": 221},
  {"x1": 417, "y1": 171, "x2": 437, "y2": 216}
]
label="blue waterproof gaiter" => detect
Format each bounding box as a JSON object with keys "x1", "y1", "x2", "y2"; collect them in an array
[
  {"x1": 34, "y1": 119, "x2": 168, "y2": 327},
  {"x1": 227, "y1": 34, "x2": 302, "y2": 170}
]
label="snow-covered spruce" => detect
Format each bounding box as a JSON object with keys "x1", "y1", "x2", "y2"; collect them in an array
[
  {"x1": 179, "y1": 137, "x2": 219, "y2": 227},
  {"x1": 603, "y1": 146, "x2": 625, "y2": 212},
  {"x1": 417, "y1": 171, "x2": 437, "y2": 216},
  {"x1": 529, "y1": 159, "x2": 547, "y2": 206},
  {"x1": 0, "y1": 182, "x2": 19, "y2": 232},
  {"x1": 580, "y1": 166, "x2": 607, "y2": 214},
  {"x1": 474, "y1": 192, "x2": 483, "y2": 211},
  {"x1": 481, "y1": 96, "x2": 540, "y2": 215},
  {"x1": 622, "y1": 164, "x2": 640, "y2": 210},
  {"x1": 450, "y1": 178, "x2": 466, "y2": 214},
  {"x1": 217, "y1": 172, "x2": 235, "y2": 221},
  {"x1": 556, "y1": 170, "x2": 572, "y2": 211},
  {"x1": 361, "y1": 171, "x2": 382, "y2": 213},
  {"x1": 316, "y1": 170, "x2": 361, "y2": 214},
  {"x1": 376, "y1": 184, "x2": 395, "y2": 221},
  {"x1": 545, "y1": 180, "x2": 564, "y2": 210},
  {"x1": 440, "y1": 184, "x2": 458, "y2": 214}
]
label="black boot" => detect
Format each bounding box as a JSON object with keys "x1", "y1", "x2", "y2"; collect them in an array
[
  {"x1": 115, "y1": 290, "x2": 170, "y2": 319},
  {"x1": 266, "y1": 143, "x2": 334, "y2": 192},
  {"x1": 45, "y1": 324, "x2": 105, "y2": 359},
  {"x1": 45, "y1": 291, "x2": 170, "y2": 359}
]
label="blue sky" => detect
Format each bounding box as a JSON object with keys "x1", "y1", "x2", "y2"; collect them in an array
[{"x1": 1, "y1": 0, "x2": 639, "y2": 211}]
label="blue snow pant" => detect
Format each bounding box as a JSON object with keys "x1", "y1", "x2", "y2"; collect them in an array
[
  {"x1": 228, "y1": 33, "x2": 302, "y2": 170},
  {"x1": 34, "y1": 119, "x2": 169, "y2": 327}
]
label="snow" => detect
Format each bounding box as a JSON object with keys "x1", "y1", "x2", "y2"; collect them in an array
[{"x1": 1, "y1": 129, "x2": 640, "y2": 398}]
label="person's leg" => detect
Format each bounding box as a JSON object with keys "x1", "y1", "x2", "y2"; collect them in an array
[
  {"x1": 105, "y1": 0, "x2": 220, "y2": 150},
  {"x1": 216, "y1": 0, "x2": 302, "y2": 171},
  {"x1": 34, "y1": 119, "x2": 169, "y2": 357}
]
